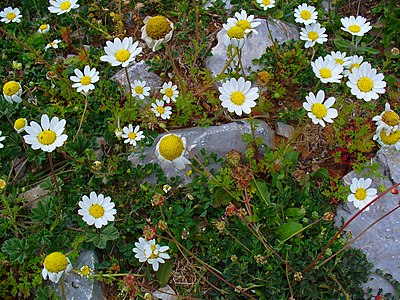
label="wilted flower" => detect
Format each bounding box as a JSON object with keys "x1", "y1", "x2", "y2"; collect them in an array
[
  {"x1": 3, "y1": 80, "x2": 22, "y2": 103},
  {"x1": 141, "y1": 15, "x2": 174, "y2": 51},
  {"x1": 13, "y1": 118, "x2": 27, "y2": 133},
  {"x1": 155, "y1": 134, "x2": 191, "y2": 170},
  {"x1": 42, "y1": 252, "x2": 73, "y2": 283}
]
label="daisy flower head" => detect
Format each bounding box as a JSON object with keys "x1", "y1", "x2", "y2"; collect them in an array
[
  {"x1": 372, "y1": 103, "x2": 399, "y2": 134},
  {"x1": 218, "y1": 77, "x2": 259, "y2": 116},
  {"x1": 23, "y1": 115, "x2": 67, "y2": 152},
  {"x1": 256, "y1": 0, "x2": 276, "y2": 10},
  {"x1": 303, "y1": 90, "x2": 338, "y2": 127},
  {"x1": 347, "y1": 177, "x2": 377, "y2": 211},
  {"x1": 131, "y1": 80, "x2": 150, "y2": 99},
  {"x1": 311, "y1": 56, "x2": 343, "y2": 83},
  {"x1": 325, "y1": 51, "x2": 351, "y2": 68},
  {"x1": 160, "y1": 82, "x2": 179, "y2": 103},
  {"x1": 45, "y1": 39, "x2": 62, "y2": 51},
  {"x1": 141, "y1": 16, "x2": 174, "y2": 52},
  {"x1": 100, "y1": 37, "x2": 142, "y2": 68},
  {"x1": 155, "y1": 133, "x2": 191, "y2": 170},
  {"x1": 151, "y1": 99, "x2": 172, "y2": 120},
  {"x1": 163, "y1": 184, "x2": 171, "y2": 193},
  {"x1": 346, "y1": 62, "x2": 386, "y2": 101},
  {"x1": 121, "y1": 124, "x2": 145, "y2": 146},
  {"x1": 340, "y1": 16, "x2": 372, "y2": 36},
  {"x1": 14, "y1": 118, "x2": 27, "y2": 133},
  {"x1": 227, "y1": 10, "x2": 261, "y2": 35},
  {"x1": 294, "y1": 3, "x2": 318, "y2": 25},
  {"x1": 38, "y1": 24, "x2": 50, "y2": 34},
  {"x1": 48, "y1": 0, "x2": 79, "y2": 15},
  {"x1": 3, "y1": 80, "x2": 22, "y2": 103},
  {"x1": 373, "y1": 128, "x2": 400, "y2": 151},
  {"x1": 299, "y1": 23, "x2": 328, "y2": 48},
  {"x1": 222, "y1": 22, "x2": 247, "y2": 49},
  {"x1": 0, "y1": 7, "x2": 22, "y2": 23},
  {"x1": 132, "y1": 238, "x2": 170, "y2": 271},
  {"x1": 78, "y1": 191, "x2": 117, "y2": 229},
  {"x1": 0, "y1": 131, "x2": 5, "y2": 149},
  {"x1": 42, "y1": 252, "x2": 73, "y2": 283},
  {"x1": 343, "y1": 55, "x2": 363, "y2": 77},
  {"x1": 70, "y1": 66, "x2": 100, "y2": 94},
  {"x1": 78, "y1": 265, "x2": 92, "y2": 278}
]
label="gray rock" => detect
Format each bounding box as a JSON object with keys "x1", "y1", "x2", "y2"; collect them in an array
[
  {"x1": 21, "y1": 185, "x2": 51, "y2": 209},
  {"x1": 204, "y1": 0, "x2": 232, "y2": 10},
  {"x1": 128, "y1": 121, "x2": 274, "y2": 183},
  {"x1": 206, "y1": 19, "x2": 299, "y2": 78},
  {"x1": 376, "y1": 147, "x2": 400, "y2": 184},
  {"x1": 276, "y1": 122, "x2": 294, "y2": 139},
  {"x1": 335, "y1": 153, "x2": 400, "y2": 297},
  {"x1": 152, "y1": 284, "x2": 178, "y2": 300}
]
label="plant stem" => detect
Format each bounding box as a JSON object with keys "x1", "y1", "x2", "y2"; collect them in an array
[
  {"x1": 59, "y1": 277, "x2": 67, "y2": 300},
  {"x1": 73, "y1": 95, "x2": 88, "y2": 141},
  {"x1": 49, "y1": 153, "x2": 63, "y2": 232},
  {"x1": 164, "y1": 43, "x2": 186, "y2": 100},
  {"x1": 124, "y1": 67, "x2": 133, "y2": 112}
]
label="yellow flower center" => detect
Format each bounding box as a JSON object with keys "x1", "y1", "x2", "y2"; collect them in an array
[
  {"x1": 227, "y1": 26, "x2": 245, "y2": 39},
  {"x1": 311, "y1": 103, "x2": 327, "y2": 119},
  {"x1": 0, "y1": 179, "x2": 6, "y2": 190},
  {"x1": 146, "y1": 16, "x2": 171, "y2": 40},
  {"x1": 380, "y1": 130, "x2": 400, "y2": 145},
  {"x1": 156, "y1": 106, "x2": 165, "y2": 114},
  {"x1": 300, "y1": 10, "x2": 311, "y2": 20},
  {"x1": 38, "y1": 130, "x2": 57, "y2": 145},
  {"x1": 262, "y1": 0, "x2": 271, "y2": 5},
  {"x1": 354, "y1": 188, "x2": 367, "y2": 200},
  {"x1": 335, "y1": 58, "x2": 344, "y2": 65},
  {"x1": 80, "y1": 265, "x2": 91, "y2": 276},
  {"x1": 231, "y1": 91, "x2": 246, "y2": 105},
  {"x1": 357, "y1": 77, "x2": 373, "y2": 92},
  {"x1": 14, "y1": 118, "x2": 26, "y2": 130},
  {"x1": 115, "y1": 49, "x2": 130, "y2": 62},
  {"x1": 165, "y1": 88, "x2": 174, "y2": 98},
  {"x1": 3, "y1": 81, "x2": 20, "y2": 96},
  {"x1": 89, "y1": 204, "x2": 105, "y2": 218},
  {"x1": 39, "y1": 24, "x2": 48, "y2": 31},
  {"x1": 135, "y1": 85, "x2": 144, "y2": 94},
  {"x1": 6, "y1": 12, "x2": 16, "y2": 21},
  {"x1": 319, "y1": 68, "x2": 332, "y2": 78},
  {"x1": 349, "y1": 63, "x2": 360, "y2": 72},
  {"x1": 236, "y1": 20, "x2": 251, "y2": 30},
  {"x1": 80, "y1": 76, "x2": 91, "y2": 86},
  {"x1": 128, "y1": 132, "x2": 137, "y2": 140},
  {"x1": 60, "y1": 1, "x2": 72, "y2": 11},
  {"x1": 159, "y1": 134, "x2": 184, "y2": 161},
  {"x1": 307, "y1": 31, "x2": 318, "y2": 41},
  {"x1": 382, "y1": 111, "x2": 399, "y2": 126},
  {"x1": 44, "y1": 252, "x2": 69, "y2": 273},
  {"x1": 149, "y1": 244, "x2": 157, "y2": 259},
  {"x1": 349, "y1": 24, "x2": 361, "y2": 33}
]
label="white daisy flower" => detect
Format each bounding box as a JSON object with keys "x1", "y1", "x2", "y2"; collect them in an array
[
  {"x1": 299, "y1": 23, "x2": 328, "y2": 48},
  {"x1": 0, "y1": 7, "x2": 22, "y2": 23},
  {"x1": 227, "y1": 10, "x2": 261, "y2": 35},
  {"x1": 131, "y1": 80, "x2": 150, "y2": 99},
  {"x1": 121, "y1": 124, "x2": 145, "y2": 146},
  {"x1": 373, "y1": 128, "x2": 400, "y2": 151},
  {"x1": 0, "y1": 131, "x2": 5, "y2": 149},
  {"x1": 38, "y1": 24, "x2": 50, "y2": 34},
  {"x1": 372, "y1": 103, "x2": 399, "y2": 134},
  {"x1": 325, "y1": 51, "x2": 351, "y2": 68},
  {"x1": 256, "y1": 0, "x2": 276, "y2": 10},
  {"x1": 42, "y1": 252, "x2": 73, "y2": 283},
  {"x1": 48, "y1": 0, "x2": 79, "y2": 15},
  {"x1": 132, "y1": 238, "x2": 170, "y2": 272},
  {"x1": 141, "y1": 16, "x2": 174, "y2": 52},
  {"x1": 340, "y1": 15, "x2": 372, "y2": 36},
  {"x1": 163, "y1": 184, "x2": 171, "y2": 193},
  {"x1": 70, "y1": 66, "x2": 100, "y2": 94},
  {"x1": 151, "y1": 99, "x2": 172, "y2": 120},
  {"x1": 222, "y1": 22, "x2": 247, "y2": 49},
  {"x1": 294, "y1": 3, "x2": 318, "y2": 25},
  {"x1": 100, "y1": 37, "x2": 142, "y2": 68},
  {"x1": 44, "y1": 39, "x2": 62, "y2": 51},
  {"x1": 23, "y1": 114, "x2": 68, "y2": 152},
  {"x1": 303, "y1": 90, "x2": 338, "y2": 127},
  {"x1": 155, "y1": 133, "x2": 191, "y2": 170},
  {"x1": 346, "y1": 62, "x2": 386, "y2": 101},
  {"x1": 78, "y1": 191, "x2": 117, "y2": 229},
  {"x1": 343, "y1": 55, "x2": 363, "y2": 77},
  {"x1": 218, "y1": 77, "x2": 259, "y2": 116},
  {"x1": 311, "y1": 56, "x2": 343, "y2": 83},
  {"x1": 14, "y1": 118, "x2": 27, "y2": 133},
  {"x1": 347, "y1": 177, "x2": 377, "y2": 211},
  {"x1": 2, "y1": 80, "x2": 22, "y2": 103},
  {"x1": 160, "y1": 82, "x2": 179, "y2": 103}
]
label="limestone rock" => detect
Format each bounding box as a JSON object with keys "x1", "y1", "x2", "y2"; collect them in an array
[
  {"x1": 152, "y1": 284, "x2": 178, "y2": 300},
  {"x1": 376, "y1": 148, "x2": 400, "y2": 184},
  {"x1": 276, "y1": 122, "x2": 294, "y2": 139}
]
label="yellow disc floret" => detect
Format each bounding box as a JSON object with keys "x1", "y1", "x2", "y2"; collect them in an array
[
  {"x1": 262, "y1": 0, "x2": 271, "y2": 5},
  {"x1": 227, "y1": 26, "x2": 245, "y2": 39},
  {"x1": 231, "y1": 91, "x2": 245, "y2": 105},
  {"x1": 14, "y1": 118, "x2": 26, "y2": 131},
  {"x1": 44, "y1": 252, "x2": 69, "y2": 273},
  {"x1": 335, "y1": 58, "x2": 344, "y2": 65},
  {"x1": 149, "y1": 244, "x2": 157, "y2": 259},
  {"x1": 236, "y1": 20, "x2": 251, "y2": 31},
  {"x1": 165, "y1": 88, "x2": 173, "y2": 98},
  {"x1": 6, "y1": 12, "x2": 16, "y2": 21},
  {"x1": 300, "y1": 10, "x2": 311, "y2": 20},
  {"x1": 380, "y1": 130, "x2": 400, "y2": 145},
  {"x1": 349, "y1": 63, "x2": 360, "y2": 72},
  {"x1": 39, "y1": 24, "x2": 48, "y2": 31},
  {"x1": 382, "y1": 111, "x2": 399, "y2": 126},
  {"x1": 349, "y1": 24, "x2": 361, "y2": 33},
  {"x1": 60, "y1": 1, "x2": 72, "y2": 11},
  {"x1": 357, "y1": 77, "x2": 373, "y2": 92},
  {"x1": 38, "y1": 130, "x2": 57, "y2": 145},
  {"x1": 115, "y1": 49, "x2": 130, "y2": 62},
  {"x1": 319, "y1": 68, "x2": 332, "y2": 79},
  {"x1": 3, "y1": 81, "x2": 20, "y2": 96},
  {"x1": 156, "y1": 106, "x2": 165, "y2": 114},
  {"x1": 89, "y1": 204, "x2": 105, "y2": 218},
  {"x1": 80, "y1": 76, "x2": 91, "y2": 86},
  {"x1": 146, "y1": 16, "x2": 171, "y2": 40},
  {"x1": 307, "y1": 31, "x2": 318, "y2": 41},
  {"x1": 128, "y1": 132, "x2": 137, "y2": 140},
  {"x1": 311, "y1": 103, "x2": 327, "y2": 119},
  {"x1": 159, "y1": 134, "x2": 184, "y2": 161},
  {"x1": 135, "y1": 86, "x2": 144, "y2": 94},
  {"x1": 354, "y1": 188, "x2": 367, "y2": 201}
]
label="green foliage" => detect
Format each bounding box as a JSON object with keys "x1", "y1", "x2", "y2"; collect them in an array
[{"x1": 2, "y1": 237, "x2": 30, "y2": 264}]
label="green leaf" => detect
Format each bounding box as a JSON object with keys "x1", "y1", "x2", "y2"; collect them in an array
[
  {"x1": 276, "y1": 222, "x2": 303, "y2": 241},
  {"x1": 156, "y1": 258, "x2": 174, "y2": 287},
  {"x1": 87, "y1": 224, "x2": 119, "y2": 249},
  {"x1": 272, "y1": 10, "x2": 284, "y2": 19},
  {"x1": 356, "y1": 46, "x2": 380, "y2": 55},
  {"x1": 284, "y1": 208, "x2": 304, "y2": 218},
  {"x1": 333, "y1": 37, "x2": 352, "y2": 50},
  {"x1": 35, "y1": 285, "x2": 60, "y2": 300},
  {"x1": 213, "y1": 187, "x2": 234, "y2": 208},
  {"x1": 253, "y1": 179, "x2": 270, "y2": 205},
  {"x1": 2, "y1": 237, "x2": 30, "y2": 264},
  {"x1": 311, "y1": 168, "x2": 329, "y2": 179},
  {"x1": 31, "y1": 197, "x2": 56, "y2": 225}
]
